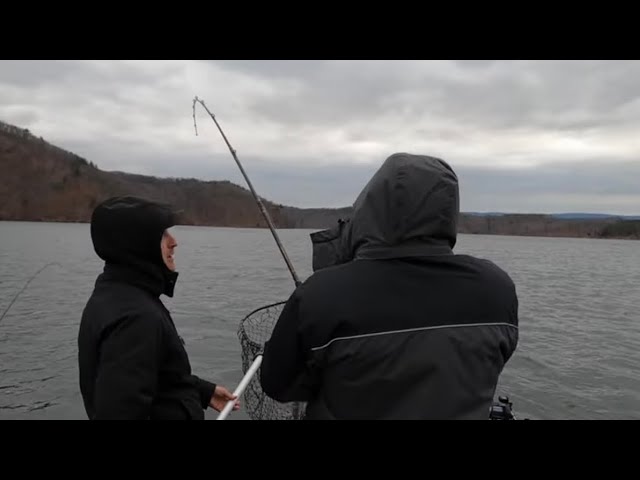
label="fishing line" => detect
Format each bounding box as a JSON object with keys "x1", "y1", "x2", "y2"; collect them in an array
[{"x1": 0, "y1": 262, "x2": 59, "y2": 324}]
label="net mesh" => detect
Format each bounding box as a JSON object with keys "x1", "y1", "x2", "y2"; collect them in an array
[{"x1": 237, "y1": 301, "x2": 306, "y2": 420}]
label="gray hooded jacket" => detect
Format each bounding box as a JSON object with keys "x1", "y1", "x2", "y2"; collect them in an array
[{"x1": 261, "y1": 153, "x2": 519, "y2": 419}]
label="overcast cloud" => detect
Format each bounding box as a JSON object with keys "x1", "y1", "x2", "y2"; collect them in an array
[{"x1": 1, "y1": 60, "x2": 639, "y2": 214}]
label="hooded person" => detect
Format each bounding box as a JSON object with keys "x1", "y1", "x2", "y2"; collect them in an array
[
  {"x1": 78, "y1": 196, "x2": 239, "y2": 420},
  {"x1": 259, "y1": 153, "x2": 519, "y2": 420}
]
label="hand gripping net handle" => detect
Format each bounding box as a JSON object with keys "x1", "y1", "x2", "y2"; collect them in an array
[{"x1": 220, "y1": 301, "x2": 306, "y2": 420}]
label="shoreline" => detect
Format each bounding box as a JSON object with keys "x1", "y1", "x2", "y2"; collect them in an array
[{"x1": 1, "y1": 218, "x2": 638, "y2": 241}]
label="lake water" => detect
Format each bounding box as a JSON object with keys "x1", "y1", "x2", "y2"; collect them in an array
[{"x1": 0, "y1": 221, "x2": 638, "y2": 420}]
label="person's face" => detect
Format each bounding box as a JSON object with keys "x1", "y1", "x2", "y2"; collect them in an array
[{"x1": 161, "y1": 229, "x2": 178, "y2": 271}]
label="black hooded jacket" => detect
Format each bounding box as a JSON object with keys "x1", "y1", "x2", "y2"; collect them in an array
[
  {"x1": 78, "y1": 196, "x2": 216, "y2": 420},
  {"x1": 260, "y1": 153, "x2": 519, "y2": 420}
]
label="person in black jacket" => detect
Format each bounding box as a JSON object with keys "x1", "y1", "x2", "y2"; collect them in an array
[
  {"x1": 78, "y1": 196, "x2": 239, "y2": 420},
  {"x1": 260, "y1": 153, "x2": 519, "y2": 420}
]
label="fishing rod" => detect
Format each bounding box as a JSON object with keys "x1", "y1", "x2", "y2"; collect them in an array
[
  {"x1": 192, "y1": 96, "x2": 301, "y2": 288},
  {"x1": 192, "y1": 96, "x2": 304, "y2": 420},
  {"x1": 0, "y1": 262, "x2": 59, "y2": 324}
]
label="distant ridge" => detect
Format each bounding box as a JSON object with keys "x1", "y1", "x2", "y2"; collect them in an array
[
  {"x1": 466, "y1": 212, "x2": 640, "y2": 220},
  {"x1": 551, "y1": 213, "x2": 640, "y2": 220},
  {"x1": 1, "y1": 119, "x2": 638, "y2": 239}
]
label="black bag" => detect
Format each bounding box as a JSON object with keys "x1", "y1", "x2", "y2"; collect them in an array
[{"x1": 309, "y1": 218, "x2": 352, "y2": 272}]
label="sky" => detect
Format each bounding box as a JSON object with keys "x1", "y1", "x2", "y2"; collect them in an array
[{"x1": 1, "y1": 60, "x2": 639, "y2": 214}]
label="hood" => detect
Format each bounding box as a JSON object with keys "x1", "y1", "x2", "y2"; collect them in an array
[
  {"x1": 91, "y1": 196, "x2": 179, "y2": 297},
  {"x1": 349, "y1": 153, "x2": 459, "y2": 260}
]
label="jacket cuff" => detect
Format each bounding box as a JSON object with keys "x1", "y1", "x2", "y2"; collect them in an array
[{"x1": 196, "y1": 378, "x2": 217, "y2": 409}]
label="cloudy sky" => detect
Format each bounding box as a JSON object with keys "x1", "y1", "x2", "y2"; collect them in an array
[{"x1": 2, "y1": 60, "x2": 639, "y2": 214}]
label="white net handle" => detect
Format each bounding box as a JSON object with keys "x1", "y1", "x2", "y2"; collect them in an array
[{"x1": 217, "y1": 355, "x2": 263, "y2": 421}]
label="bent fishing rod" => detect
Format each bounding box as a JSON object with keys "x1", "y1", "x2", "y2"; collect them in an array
[
  {"x1": 192, "y1": 96, "x2": 302, "y2": 420},
  {"x1": 192, "y1": 96, "x2": 301, "y2": 288}
]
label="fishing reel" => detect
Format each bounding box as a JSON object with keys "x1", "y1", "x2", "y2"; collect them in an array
[{"x1": 489, "y1": 395, "x2": 516, "y2": 420}]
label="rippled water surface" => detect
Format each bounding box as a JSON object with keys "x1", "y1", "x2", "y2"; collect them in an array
[{"x1": 1, "y1": 221, "x2": 638, "y2": 420}]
